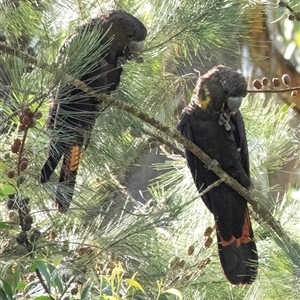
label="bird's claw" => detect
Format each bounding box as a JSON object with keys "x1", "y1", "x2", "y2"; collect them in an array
[
  {"x1": 116, "y1": 56, "x2": 127, "y2": 67},
  {"x1": 219, "y1": 112, "x2": 231, "y2": 131},
  {"x1": 205, "y1": 159, "x2": 219, "y2": 170}
]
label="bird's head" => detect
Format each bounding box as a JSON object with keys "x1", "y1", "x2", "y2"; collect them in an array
[
  {"x1": 99, "y1": 10, "x2": 147, "y2": 62},
  {"x1": 192, "y1": 65, "x2": 248, "y2": 115}
]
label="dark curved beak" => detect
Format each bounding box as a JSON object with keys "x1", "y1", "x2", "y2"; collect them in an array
[{"x1": 227, "y1": 97, "x2": 243, "y2": 111}]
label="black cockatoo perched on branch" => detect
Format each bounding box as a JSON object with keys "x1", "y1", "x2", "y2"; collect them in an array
[
  {"x1": 40, "y1": 10, "x2": 147, "y2": 212},
  {"x1": 177, "y1": 65, "x2": 258, "y2": 284}
]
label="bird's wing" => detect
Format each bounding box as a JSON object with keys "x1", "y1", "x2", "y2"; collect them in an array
[
  {"x1": 231, "y1": 110, "x2": 250, "y2": 177},
  {"x1": 178, "y1": 103, "x2": 257, "y2": 285}
]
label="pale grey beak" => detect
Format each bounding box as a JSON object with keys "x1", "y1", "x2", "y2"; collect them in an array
[
  {"x1": 228, "y1": 97, "x2": 243, "y2": 111},
  {"x1": 128, "y1": 40, "x2": 144, "y2": 54}
]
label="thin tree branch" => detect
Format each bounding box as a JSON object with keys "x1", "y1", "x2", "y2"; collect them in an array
[
  {"x1": 144, "y1": 11, "x2": 209, "y2": 52},
  {"x1": 139, "y1": 127, "x2": 185, "y2": 157},
  {"x1": 0, "y1": 42, "x2": 50, "y2": 69},
  {"x1": 1, "y1": 38, "x2": 298, "y2": 255},
  {"x1": 0, "y1": 91, "x2": 49, "y2": 126},
  {"x1": 35, "y1": 268, "x2": 54, "y2": 300},
  {"x1": 278, "y1": 1, "x2": 300, "y2": 21},
  {"x1": 59, "y1": 277, "x2": 75, "y2": 300},
  {"x1": 198, "y1": 179, "x2": 225, "y2": 198},
  {"x1": 70, "y1": 78, "x2": 297, "y2": 254},
  {"x1": 247, "y1": 86, "x2": 300, "y2": 93}
]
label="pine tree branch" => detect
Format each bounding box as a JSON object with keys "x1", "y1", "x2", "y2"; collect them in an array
[
  {"x1": 278, "y1": 1, "x2": 300, "y2": 21},
  {"x1": 1, "y1": 39, "x2": 298, "y2": 256},
  {"x1": 198, "y1": 178, "x2": 225, "y2": 197},
  {"x1": 139, "y1": 127, "x2": 185, "y2": 157},
  {"x1": 0, "y1": 91, "x2": 49, "y2": 134},
  {"x1": 247, "y1": 86, "x2": 300, "y2": 93},
  {"x1": 70, "y1": 78, "x2": 297, "y2": 253},
  {"x1": 0, "y1": 42, "x2": 51, "y2": 69},
  {"x1": 145, "y1": 13, "x2": 207, "y2": 52}
]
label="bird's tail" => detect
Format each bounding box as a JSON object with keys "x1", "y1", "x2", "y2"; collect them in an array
[
  {"x1": 41, "y1": 142, "x2": 82, "y2": 212},
  {"x1": 56, "y1": 144, "x2": 82, "y2": 212},
  {"x1": 41, "y1": 141, "x2": 66, "y2": 183},
  {"x1": 217, "y1": 209, "x2": 258, "y2": 285}
]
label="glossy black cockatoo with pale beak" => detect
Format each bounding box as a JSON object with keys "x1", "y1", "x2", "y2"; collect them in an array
[
  {"x1": 177, "y1": 65, "x2": 258, "y2": 284},
  {"x1": 40, "y1": 10, "x2": 147, "y2": 212}
]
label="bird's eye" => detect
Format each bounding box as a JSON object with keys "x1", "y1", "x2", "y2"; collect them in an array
[
  {"x1": 128, "y1": 34, "x2": 134, "y2": 39},
  {"x1": 224, "y1": 90, "x2": 229, "y2": 95}
]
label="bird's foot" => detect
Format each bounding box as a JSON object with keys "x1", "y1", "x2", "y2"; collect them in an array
[
  {"x1": 218, "y1": 112, "x2": 231, "y2": 131},
  {"x1": 205, "y1": 159, "x2": 219, "y2": 170},
  {"x1": 116, "y1": 56, "x2": 127, "y2": 67}
]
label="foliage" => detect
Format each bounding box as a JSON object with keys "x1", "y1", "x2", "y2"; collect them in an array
[{"x1": 0, "y1": 0, "x2": 300, "y2": 299}]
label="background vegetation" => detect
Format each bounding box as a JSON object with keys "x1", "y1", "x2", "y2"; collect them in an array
[{"x1": 0, "y1": 0, "x2": 299, "y2": 299}]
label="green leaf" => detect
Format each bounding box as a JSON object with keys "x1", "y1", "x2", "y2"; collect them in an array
[
  {"x1": 0, "y1": 185, "x2": 16, "y2": 200},
  {"x1": 29, "y1": 262, "x2": 37, "y2": 272},
  {"x1": 34, "y1": 262, "x2": 50, "y2": 287},
  {"x1": 158, "y1": 295, "x2": 169, "y2": 300},
  {"x1": 111, "y1": 263, "x2": 125, "y2": 278},
  {"x1": 12, "y1": 263, "x2": 21, "y2": 290},
  {"x1": 162, "y1": 288, "x2": 182, "y2": 300},
  {"x1": 81, "y1": 285, "x2": 90, "y2": 300},
  {"x1": 0, "y1": 287, "x2": 8, "y2": 300},
  {"x1": 100, "y1": 296, "x2": 116, "y2": 300},
  {"x1": 102, "y1": 286, "x2": 112, "y2": 296},
  {"x1": 0, "y1": 222, "x2": 9, "y2": 229},
  {"x1": 0, "y1": 162, "x2": 6, "y2": 170},
  {"x1": 53, "y1": 275, "x2": 63, "y2": 294},
  {"x1": 17, "y1": 281, "x2": 26, "y2": 291},
  {"x1": 0, "y1": 279, "x2": 13, "y2": 298},
  {"x1": 52, "y1": 254, "x2": 63, "y2": 266},
  {"x1": 125, "y1": 278, "x2": 145, "y2": 294},
  {"x1": 33, "y1": 296, "x2": 52, "y2": 300},
  {"x1": 47, "y1": 263, "x2": 56, "y2": 274}
]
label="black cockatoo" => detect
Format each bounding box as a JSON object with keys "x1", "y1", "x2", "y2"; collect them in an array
[
  {"x1": 40, "y1": 10, "x2": 147, "y2": 212},
  {"x1": 177, "y1": 65, "x2": 258, "y2": 284}
]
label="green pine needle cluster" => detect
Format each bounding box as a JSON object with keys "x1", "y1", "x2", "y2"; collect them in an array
[{"x1": 0, "y1": 0, "x2": 299, "y2": 299}]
